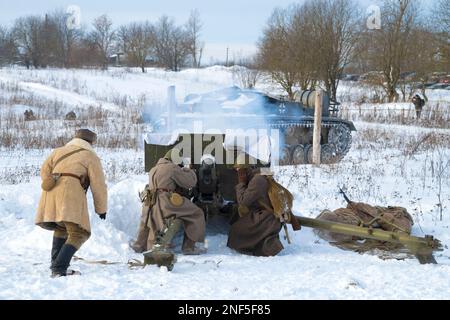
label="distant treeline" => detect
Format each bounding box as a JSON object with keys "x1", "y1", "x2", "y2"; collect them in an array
[
  {"x1": 0, "y1": 0, "x2": 449, "y2": 103},
  {"x1": 0, "y1": 9, "x2": 203, "y2": 72},
  {"x1": 257, "y1": 0, "x2": 449, "y2": 102}
]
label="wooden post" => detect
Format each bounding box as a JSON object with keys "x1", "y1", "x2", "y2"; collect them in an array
[{"x1": 312, "y1": 89, "x2": 323, "y2": 165}]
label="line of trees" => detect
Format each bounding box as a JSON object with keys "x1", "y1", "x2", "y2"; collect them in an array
[
  {"x1": 258, "y1": 0, "x2": 449, "y2": 102},
  {"x1": 0, "y1": 9, "x2": 204, "y2": 72},
  {"x1": 0, "y1": 0, "x2": 448, "y2": 102}
]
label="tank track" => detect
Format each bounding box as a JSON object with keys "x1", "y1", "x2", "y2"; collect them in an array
[{"x1": 271, "y1": 121, "x2": 353, "y2": 165}]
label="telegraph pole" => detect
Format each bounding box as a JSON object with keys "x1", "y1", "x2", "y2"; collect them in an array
[{"x1": 226, "y1": 47, "x2": 229, "y2": 67}]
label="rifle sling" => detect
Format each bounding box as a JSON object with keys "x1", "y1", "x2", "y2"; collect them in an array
[
  {"x1": 52, "y1": 148, "x2": 86, "y2": 173},
  {"x1": 144, "y1": 170, "x2": 158, "y2": 227}
]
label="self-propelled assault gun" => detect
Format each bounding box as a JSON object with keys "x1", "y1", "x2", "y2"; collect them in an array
[{"x1": 146, "y1": 86, "x2": 356, "y2": 165}]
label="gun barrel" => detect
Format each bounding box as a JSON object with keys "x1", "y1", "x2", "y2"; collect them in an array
[
  {"x1": 339, "y1": 187, "x2": 352, "y2": 204},
  {"x1": 296, "y1": 216, "x2": 442, "y2": 264}
]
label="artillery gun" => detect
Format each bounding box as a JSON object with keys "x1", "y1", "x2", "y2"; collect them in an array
[
  {"x1": 144, "y1": 133, "x2": 442, "y2": 267},
  {"x1": 145, "y1": 86, "x2": 356, "y2": 165}
]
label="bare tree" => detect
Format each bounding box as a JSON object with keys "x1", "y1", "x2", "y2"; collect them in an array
[
  {"x1": 289, "y1": 5, "x2": 318, "y2": 91},
  {"x1": 154, "y1": 16, "x2": 189, "y2": 71},
  {"x1": 12, "y1": 16, "x2": 47, "y2": 68},
  {"x1": 259, "y1": 1, "x2": 360, "y2": 101},
  {"x1": 233, "y1": 56, "x2": 262, "y2": 89},
  {"x1": 0, "y1": 26, "x2": 17, "y2": 65},
  {"x1": 50, "y1": 10, "x2": 83, "y2": 68},
  {"x1": 154, "y1": 16, "x2": 175, "y2": 70},
  {"x1": 366, "y1": 0, "x2": 420, "y2": 102},
  {"x1": 434, "y1": 0, "x2": 450, "y2": 32},
  {"x1": 400, "y1": 26, "x2": 442, "y2": 101},
  {"x1": 433, "y1": 0, "x2": 450, "y2": 73},
  {"x1": 305, "y1": 0, "x2": 361, "y2": 101},
  {"x1": 90, "y1": 14, "x2": 116, "y2": 69},
  {"x1": 119, "y1": 22, "x2": 155, "y2": 72},
  {"x1": 258, "y1": 7, "x2": 304, "y2": 100},
  {"x1": 185, "y1": 9, "x2": 204, "y2": 68}
]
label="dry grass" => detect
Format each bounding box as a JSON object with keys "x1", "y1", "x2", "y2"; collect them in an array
[
  {"x1": 0, "y1": 79, "x2": 146, "y2": 150},
  {"x1": 339, "y1": 103, "x2": 450, "y2": 129}
]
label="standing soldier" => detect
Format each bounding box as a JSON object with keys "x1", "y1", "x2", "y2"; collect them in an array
[
  {"x1": 131, "y1": 149, "x2": 206, "y2": 257},
  {"x1": 35, "y1": 129, "x2": 108, "y2": 278},
  {"x1": 412, "y1": 94, "x2": 425, "y2": 119},
  {"x1": 227, "y1": 156, "x2": 284, "y2": 257}
]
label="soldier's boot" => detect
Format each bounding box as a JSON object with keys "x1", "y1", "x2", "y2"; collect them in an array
[
  {"x1": 50, "y1": 237, "x2": 66, "y2": 269},
  {"x1": 143, "y1": 218, "x2": 182, "y2": 271},
  {"x1": 182, "y1": 235, "x2": 207, "y2": 256},
  {"x1": 51, "y1": 244, "x2": 80, "y2": 278}
]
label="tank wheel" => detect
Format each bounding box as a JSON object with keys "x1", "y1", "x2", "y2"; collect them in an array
[
  {"x1": 285, "y1": 126, "x2": 296, "y2": 138},
  {"x1": 320, "y1": 144, "x2": 337, "y2": 164},
  {"x1": 305, "y1": 144, "x2": 336, "y2": 164},
  {"x1": 292, "y1": 145, "x2": 307, "y2": 165},
  {"x1": 279, "y1": 145, "x2": 292, "y2": 165},
  {"x1": 305, "y1": 145, "x2": 313, "y2": 164},
  {"x1": 328, "y1": 124, "x2": 352, "y2": 162}
]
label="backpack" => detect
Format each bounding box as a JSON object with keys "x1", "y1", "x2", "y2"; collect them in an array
[
  {"x1": 263, "y1": 175, "x2": 301, "y2": 232},
  {"x1": 265, "y1": 176, "x2": 294, "y2": 222}
]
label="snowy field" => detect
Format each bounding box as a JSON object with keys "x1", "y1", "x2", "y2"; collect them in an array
[{"x1": 0, "y1": 66, "x2": 449, "y2": 300}]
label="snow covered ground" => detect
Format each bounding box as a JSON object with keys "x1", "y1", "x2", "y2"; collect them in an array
[{"x1": 0, "y1": 66, "x2": 449, "y2": 300}]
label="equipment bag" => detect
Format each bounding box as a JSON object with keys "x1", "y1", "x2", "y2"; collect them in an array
[
  {"x1": 375, "y1": 206, "x2": 414, "y2": 234},
  {"x1": 349, "y1": 202, "x2": 414, "y2": 234}
]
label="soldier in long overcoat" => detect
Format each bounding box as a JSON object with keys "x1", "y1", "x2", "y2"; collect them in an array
[
  {"x1": 227, "y1": 164, "x2": 284, "y2": 257},
  {"x1": 132, "y1": 149, "x2": 206, "y2": 255},
  {"x1": 36, "y1": 129, "x2": 108, "y2": 277}
]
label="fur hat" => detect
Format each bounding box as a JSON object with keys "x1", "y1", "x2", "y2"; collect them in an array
[{"x1": 75, "y1": 129, "x2": 97, "y2": 144}]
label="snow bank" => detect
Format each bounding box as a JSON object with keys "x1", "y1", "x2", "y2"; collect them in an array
[{"x1": 0, "y1": 137, "x2": 449, "y2": 299}]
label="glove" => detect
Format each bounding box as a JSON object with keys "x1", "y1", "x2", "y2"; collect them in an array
[
  {"x1": 237, "y1": 168, "x2": 248, "y2": 184},
  {"x1": 99, "y1": 213, "x2": 107, "y2": 220}
]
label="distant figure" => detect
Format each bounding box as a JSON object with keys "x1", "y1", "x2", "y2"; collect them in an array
[
  {"x1": 65, "y1": 111, "x2": 77, "y2": 121},
  {"x1": 35, "y1": 129, "x2": 108, "y2": 278},
  {"x1": 24, "y1": 109, "x2": 36, "y2": 121},
  {"x1": 412, "y1": 94, "x2": 425, "y2": 119}
]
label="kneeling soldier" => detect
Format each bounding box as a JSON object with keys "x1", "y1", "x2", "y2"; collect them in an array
[
  {"x1": 132, "y1": 149, "x2": 206, "y2": 262},
  {"x1": 35, "y1": 129, "x2": 108, "y2": 277},
  {"x1": 227, "y1": 156, "x2": 284, "y2": 257}
]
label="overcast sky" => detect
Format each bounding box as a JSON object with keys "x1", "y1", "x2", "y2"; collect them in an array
[{"x1": 0, "y1": 0, "x2": 433, "y2": 62}]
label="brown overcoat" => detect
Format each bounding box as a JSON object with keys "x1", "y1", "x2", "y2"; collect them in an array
[
  {"x1": 227, "y1": 171, "x2": 283, "y2": 257},
  {"x1": 35, "y1": 138, "x2": 108, "y2": 233},
  {"x1": 134, "y1": 158, "x2": 205, "y2": 251}
]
